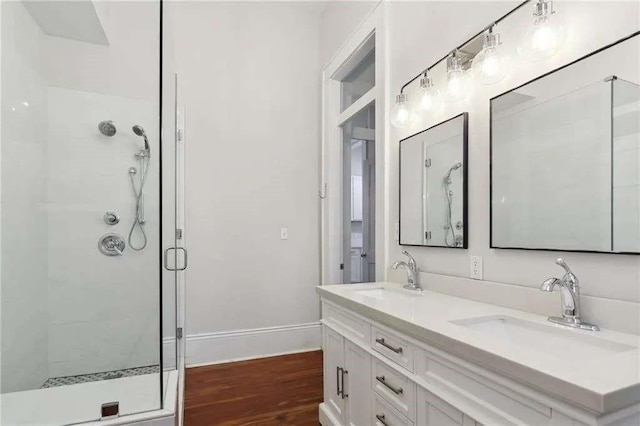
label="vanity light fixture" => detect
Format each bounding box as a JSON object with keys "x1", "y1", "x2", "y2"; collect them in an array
[
  {"x1": 390, "y1": 93, "x2": 415, "y2": 129},
  {"x1": 417, "y1": 72, "x2": 442, "y2": 113},
  {"x1": 444, "y1": 50, "x2": 472, "y2": 103},
  {"x1": 472, "y1": 25, "x2": 509, "y2": 85},
  {"x1": 518, "y1": 0, "x2": 566, "y2": 61},
  {"x1": 390, "y1": 0, "x2": 532, "y2": 129}
]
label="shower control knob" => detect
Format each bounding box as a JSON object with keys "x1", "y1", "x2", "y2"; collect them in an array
[
  {"x1": 103, "y1": 211, "x2": 120, "y2": 225},
  {"x1": 99, "y1": 233, "x2": 126, "y2": 256}
]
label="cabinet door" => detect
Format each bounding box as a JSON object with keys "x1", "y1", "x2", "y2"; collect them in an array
[
  {"x1": 417, "y1": 388, "x2": 465, "y2": 426},
  {"x1": 344, "y1": 340, "x2": 372, "y2": 426},
  {"x1": 324, "y1": 326, "x2": 346, "y2": 422}
]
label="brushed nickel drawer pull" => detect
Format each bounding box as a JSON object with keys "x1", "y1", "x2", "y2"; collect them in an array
[
  {"x1": 376, "y1": 375, "x2": 403, "y2": 395},
  {"x1": 376, "y1": 337, "x2": 403, "y2": 354},
  {"x1": 376, "y1": 413, "x2": 389, "y2": 425}
]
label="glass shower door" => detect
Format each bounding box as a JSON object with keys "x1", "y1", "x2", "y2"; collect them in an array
[{"x1": 1, "y1": 1, "x2": 165, "y2": 423}]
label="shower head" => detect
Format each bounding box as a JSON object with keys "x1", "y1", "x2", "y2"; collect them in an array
[
  {"x1": 98, "y1": 120, "x2": 116, "y2": 137},
  {"x1": 444, "y1": 162, "x2": 463, "y2": 183},
  {"x1": 132, "y1": 125, "x2": 150, "y2": 151}
]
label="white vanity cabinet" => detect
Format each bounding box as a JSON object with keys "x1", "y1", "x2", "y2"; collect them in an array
[
  {"x1": 323, "y1": 326, "x2": 372, "y2": 426},
  {"x1": 318, "y1": 295, "x2": 640, "y2": 426},
  {"x1": 416, "y1": 388, "x2": 480, "y2": 426}
]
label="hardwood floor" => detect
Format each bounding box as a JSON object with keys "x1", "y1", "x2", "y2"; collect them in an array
[{"x1": 184, "y1": 350, "x2": 323, "y2": 426}]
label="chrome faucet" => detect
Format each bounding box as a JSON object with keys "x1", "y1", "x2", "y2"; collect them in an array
[
  {"x1": 392, "y1": 250, "x2": 422, "y2": 291},
  {"x1": 540, "y1": 258, "x2": 599, "y2": 331}
]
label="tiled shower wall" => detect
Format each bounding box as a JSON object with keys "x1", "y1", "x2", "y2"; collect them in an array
[
  {"x1": 46, "y1": 87, "x2": 159, "y2": 378},
  {"x1": 0, "y1": 1, "x2": 49, "y2": 393},
  {"x1": 2, "y1": 0, "x2": 162, "y2": 391}
]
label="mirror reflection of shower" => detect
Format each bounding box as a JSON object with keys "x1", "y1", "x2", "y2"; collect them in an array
[
  {"x1": 129, "y1": 125, "x2": 151, "y2": 251},
  {"x1": 444, "y1": 162, "x2": 463, "y2": 247}
]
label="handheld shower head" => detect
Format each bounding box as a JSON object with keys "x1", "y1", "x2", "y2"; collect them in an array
[
  {"x1": 132, "y1": 125, "x2": 150, "y2": 151},
  {"x1": 444, "y1": 162, "x2": 463, "y2": 183}
]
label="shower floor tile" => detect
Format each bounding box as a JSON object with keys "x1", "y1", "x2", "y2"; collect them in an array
[{"x1": 41, "y1": 365, "x2": 160, "y2": 388}]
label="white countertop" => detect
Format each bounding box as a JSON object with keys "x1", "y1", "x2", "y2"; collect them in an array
[{"x1": 317, "y1": 282, "x2": 640, "y2": 415}]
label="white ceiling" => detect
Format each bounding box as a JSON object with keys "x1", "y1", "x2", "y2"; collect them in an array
[{"x1": 22, "y1": 0, "x2": 109, "y2": 46}]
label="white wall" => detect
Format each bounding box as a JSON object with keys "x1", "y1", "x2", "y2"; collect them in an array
[
  {"x1": 387, "y1": 1, "x2": 640, "y2": 333},
  {"x1": 319, "y1": 1, "x2": 378, "y2": 67},
  {"x1": 0, "y1": 1, "x2": 49, "y2": 393},
  {"x1": 171, "y1": 2, "x2": 323, "y2": 364}
]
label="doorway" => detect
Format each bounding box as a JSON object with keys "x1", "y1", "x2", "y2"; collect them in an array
[
  {"x1": 342, "y1": 105, "x2": 376, "y2": 283},
  {"x1": 320, "y1": 5, "x2": 385, "y2": 286}
]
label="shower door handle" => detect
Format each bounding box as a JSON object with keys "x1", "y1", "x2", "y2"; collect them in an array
[{"x1": 164, "y1": 247, "x2": 188, "y2": 271}]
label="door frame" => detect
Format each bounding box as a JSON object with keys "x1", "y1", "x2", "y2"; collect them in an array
[{"x1": 320, "y1": 2, "x2": 387, "y2": 285}]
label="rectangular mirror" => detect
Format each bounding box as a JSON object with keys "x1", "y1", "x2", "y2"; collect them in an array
[
  {"x1": 491, "y1": 33, "x2": 640, "y2": 253},
  {"x1": 400, "y1": 113, "x2": 468, "y2": 248}
]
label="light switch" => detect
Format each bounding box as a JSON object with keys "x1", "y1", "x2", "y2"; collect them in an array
[
  {"x1": 394, "y1": 222, "x2": 400, "y2": 242},
  {"x1": 470, "y1": 256, "x2": 483, "y2": 280},
  {"x1": 280, "y1": 227, "x2": 288, "y2": 240}
]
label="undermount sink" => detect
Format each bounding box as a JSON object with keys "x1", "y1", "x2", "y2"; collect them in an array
[
  {"x1": 351, "y1": 288, "x2": 387, "y2": 299},
  {"x1": 350, "y1": 285, "x2": 423, "y2": 300},
  {"x1": 452, "y1": 315, "x2": 636, "y2": 359}
]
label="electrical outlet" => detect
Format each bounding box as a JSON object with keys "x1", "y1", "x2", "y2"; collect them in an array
[
  {"x1": 470, "y1": 255, "x2": 483, "y2": 280},
  {"x1": 394, "y1": 222, "x2": 400, "y2": 242},
  {"x1": 280, "y1": 227, "x2": 288, "y2": 240}
]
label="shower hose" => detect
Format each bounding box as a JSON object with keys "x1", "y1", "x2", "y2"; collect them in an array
[{"x1": 128, "y1": 155, "x2": 150, "y2": 251}]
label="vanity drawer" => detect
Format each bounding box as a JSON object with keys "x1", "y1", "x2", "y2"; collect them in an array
[
  {"x1": 373, "y1": 359, "x2": 416, "y2": 421},
  {"x1": 322, "y1": 301, "x2": 371, "y2": 345},
  {"x1": 372, "y1": 326, "x2": 413, "y2": 371},
  {"x1": 414, "y1": 347, "x2": 551, "y2": 425},
  {"x1": 373, "y1": 395, "x2": 414, "y2": 426},
  {"x1": 417, "y1": 387, "x2": 480, "y2": 426}
]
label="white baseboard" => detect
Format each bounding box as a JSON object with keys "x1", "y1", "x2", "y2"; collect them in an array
[{"x1": 185, "y1": 322, "x2": 322, "y2": 367}]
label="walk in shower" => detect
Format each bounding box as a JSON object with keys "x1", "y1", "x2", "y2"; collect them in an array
[{"x1": 0, "y1": 1, "x2": 182, "y2": 424}]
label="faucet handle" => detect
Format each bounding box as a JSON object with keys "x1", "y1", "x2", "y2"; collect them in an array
[
  {"x1": 555, "y1": 258, "x2": 579, "y2": 286},
  {"x1": 555, "y1": 258, "x2": 572, "y2": 274},
  {"x1": 401, "y1": 250, "x2": 416, "y2": 267}
]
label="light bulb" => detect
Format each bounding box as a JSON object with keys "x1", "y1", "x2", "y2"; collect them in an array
[
  {"x1": 472, "y1": 29, "x2": 508, "y2": 85},
  {"x1": 417, "y1": 75, "x2": 442, "y2": 113},
  {"x1": 444, "y1": 53, "x2": 471, "y2": 103},
  {"x1": 518, "y1": 0, "x2": 566, "y2": 61},
  {"x1": 390, "y1": 94, "x2": 415, "y2": 128}
]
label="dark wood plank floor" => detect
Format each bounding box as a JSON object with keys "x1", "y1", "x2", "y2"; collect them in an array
[{"x1": 184, "y1": 350, "x2": 323, "y2": 426}]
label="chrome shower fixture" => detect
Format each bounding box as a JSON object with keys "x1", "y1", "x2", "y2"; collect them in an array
[
  {"x1": 98, "y1": 120, "x2": 116, "y2": 137},
  {"x1": 128, "y1": 126, "x2": 151, "y2": 252},
  {"x1": 444, "y1": 162, "x2": 463, "y2": 183},
  {"x1": 132, "y1": 125, "x2": 150, "y2": 151},
  {"x1": 444, "y1": 162, "x2": 463, "y2": 247}
]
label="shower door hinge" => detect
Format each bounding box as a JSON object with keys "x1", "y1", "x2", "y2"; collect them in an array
[
  {"x1": 177, "y1": 327, "x2": 183, "y2": 339},
  {"x1": 176, "y1": 228, "x2": 183, "y2": 240},
  {"x1": 425, "y1": 159, "x2": 432, "y2": 167},
  {"x1": 177, "y1": 129, "x2": 184, "y2": 142},
  {"x1": 425, "y1": 231, "x2": 432, "y2": 240}
]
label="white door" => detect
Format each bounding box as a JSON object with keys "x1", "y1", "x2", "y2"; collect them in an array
[
  {"x1": 324, "y1": 326, "x2": 346, "y2": 422},
  {"x1": 344, "y1": 340, "x2": 372, "y2": 426},
  {"x1": 361, "y1": 139, "x2": 375, "y2": 281}
]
